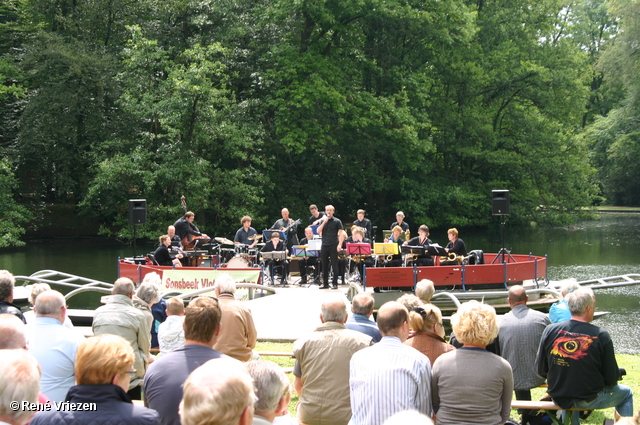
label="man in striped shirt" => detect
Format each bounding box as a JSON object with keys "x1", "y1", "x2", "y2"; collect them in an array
[{"x1": 349, "y1": 301, "x2": 432, "y2": 425}]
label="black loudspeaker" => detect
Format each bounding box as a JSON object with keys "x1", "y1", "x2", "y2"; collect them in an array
[
  {"x1": 492, "y1": 190, "x2": 510, "y2": 216},
  {"x1": 129, "y1": 199, "x2": 147, "y2": 225}
]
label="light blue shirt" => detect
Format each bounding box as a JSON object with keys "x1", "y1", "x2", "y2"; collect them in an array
[
  {"x1": 346, "y1": 314, "x2": 382, "y2": 343},
  {"x1": 29, "y1": 317, "x2": 85, "y2": 403},
  {"x1": 549, "y1": 299, "x2": 572, "y2": 323}
]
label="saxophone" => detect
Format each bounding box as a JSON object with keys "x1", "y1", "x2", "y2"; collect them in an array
[{"x1": 439, "y1": 252, "x2": 465, "y2": 263}]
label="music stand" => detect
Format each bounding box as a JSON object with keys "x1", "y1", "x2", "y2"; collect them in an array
[
  {"x1": 374, "y1": 243, "x2": 399, "y2": 256},
  {"x1": 292, "y1": 246, "x2": 319, "y2": 258},
  {"x1": 346, "y1": 243, "x2": 372, "y2": 256},
  {"x1": 260, "y1": 251, "x2": 288, "y2": 286},
  {"x1": 426, "y1": 244, "x2": 448, "y2": 257},
  {"x1": 307, "y1": 238, "x2": 322, "y2": 251},
  {"x1": 401, "y1": 245, "x2": 425, "y2": 255},
  {"x1": 262, "y1": 230, "x2": 288, "y2": 241},
  {"x1": 310, "y1": 225, "x2": 320, "y2": 236}
]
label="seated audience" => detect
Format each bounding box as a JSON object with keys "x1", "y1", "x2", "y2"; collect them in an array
[
  {"x1": 345, "y1": 293, "x2": 382, "y2": 343},
  {"x1": 383, "y1": 411, "x2": 434, "y2": 425},
  {"x1": 548, "y1": 281, "x2": 580, "y2": 323},
  {"x1": 29, "y1": 290, "x2": 85, "y2": 402},
  {"x1": 30, "y1": 334, "x2": 160, "y2": 425},
  {"x1": 0, "y1": 313, "x2": 28, "y2": 350},
  {"x1": 144, "y1": 296, "x2": 226, "y2": 425},
  {"x1": 415, "y1": 279, "x2": 435, "y2": 304},
  {"x1": 158, "y1": 297, "x2": 186, "y2": 355},
  {"x1": 246, "y1": 360, "x2": 291, "y2": 425},
  {"x1": 404, "y1": 304, "x2": 455, "y2": 366},
  {"x1": 0, "y1": 270, "x2": 26, "y2": 323},
  {"x1": 212, "y1": 274, "x2": 258, "y2": 362},
  {"x1": 143, "y1": 272, "x2": 167, "y2": 349},
  {"x1": 24, "y1": 283, "x2": 74, "y2": 329},
  {"x1": 180, "y1": 358, "x2": 256, "y2": 425},
  {"x1": 0, "y1": 349, "x2": 41, "y2": 425},
  {"x1": 432, "y1": 300, "x2": 513, "y2": 425},
  {"x1": 396, "y1": 294, "x2": 422, "y2": 312},
  {"x1": 133, "y1": 281, "x2": 161, "y2": 364}
]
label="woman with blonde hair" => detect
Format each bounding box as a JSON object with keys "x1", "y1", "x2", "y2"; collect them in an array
[
  {"x1": 404, "y1": 304, "x2": 455, "y2": 366},
  {"x1": 431, "y1": 301, "x2": 513, "y2": 425}
]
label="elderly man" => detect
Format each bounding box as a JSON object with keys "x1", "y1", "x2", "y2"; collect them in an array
[
  {"x1": 273, "y1": 207, "x2": 299, "y2": 251},
  {"x1": 144, "y1": 297, "x2": 226, "y2": 425},
  {"x1": 391, "y1": 211, "x2": 409, "y2": 232},
  {"x1": 349, "y1": 301, "x2": 432, "y2": 425},
  {"x1": 93, "y1": 278, "x2": 150, "y2": 397},
  {"x1": 246, "y1": 361, "x2": 291, "y2": 425},
  {"x1": 0, "y1": 270, "x2": 26, "y2": 323},
  {"x1": 345, "y1": 293, "x2": 381, "y2": 343},
  {"x1": 0, "y1": 349, "x2": 41, "y2": 425},
  {"x1": 29, "y1": 290, "x2": 85, "y2": 403},
  {"x1": 415, "y1": 279, "x2": 435, "y2": 303},
  {"x1": 499, "y1": 285, "x2": 550, "y2": 425},
  {"x1": 0, "y1": 313, "x2": 28, "y2": 350},
  {"x1": 293, "y1": 297, "x2": 372, "y2": 425},
  {"x1": 212, "y1": 274, "x2": 258, "y2": 362},
  {"x1": 536, "y1": 287, "x2": 633, "y2": 425},
  {"x1": 180, "y1": 358, "x2": 255, "y2": 425}
]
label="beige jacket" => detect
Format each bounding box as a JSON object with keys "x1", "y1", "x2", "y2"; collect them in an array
[
  {"x1": 213, "y1": 293, "x2": 257, "y2": 362},
  {"x1": 92, "y1": 294, "x2": 150, "y2": 379}
]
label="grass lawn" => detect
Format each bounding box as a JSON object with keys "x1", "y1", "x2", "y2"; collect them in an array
[{"x1": 256, "y1": 342, "x2": 640, "y2": 422}]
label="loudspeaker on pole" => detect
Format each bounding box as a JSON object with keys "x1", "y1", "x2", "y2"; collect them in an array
[
  {"x1": 129, "y1": 199, "x2": 147, "y2": 225},
  {"x1": 491, "y1": 190, "x2": 510, "y2": 216}
]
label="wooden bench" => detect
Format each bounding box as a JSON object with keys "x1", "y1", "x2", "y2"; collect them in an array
[{"x1": 511, "y1": 400, "x2": 593, "y2": 425}]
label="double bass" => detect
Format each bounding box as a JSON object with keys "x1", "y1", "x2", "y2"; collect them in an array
[{"x1": 179, "y1": 196, "x2": 211, "y2": 250}]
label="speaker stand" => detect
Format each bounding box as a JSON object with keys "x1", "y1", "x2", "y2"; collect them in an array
[
  {"x1": 133, "y1": 225, "x2": 137, "y2": 258},
  {"x1": 491, "y1": 219, "x2": 515, "y2": 264}
]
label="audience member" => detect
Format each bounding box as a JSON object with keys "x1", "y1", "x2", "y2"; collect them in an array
[
  {"x1": 293, "y1": 297, "x2": 371, "y2": 425},
  {"x1": 143, "y1": 272, "x2": 167, "y2": 349},
  {"x1": 548, "y1": 281, "x2": 580, "y2": 323},
  {"x1": 180, "y1": 358, "x2": 255, "y2": 425},
  {"x1": 144, "y1": 296, "x2": 227, "y2": 425},
  {"x1": 349, "y1": 301, "x2": 432, "y2": 425},
  {"x1": 383, "y1": 410, "x2": 434, "y2": 425},
  {"x1": 0, "y1": 270, "x2": 26, "y2": 323},
  {"x1": 29, "y1": 290, "x2": 85, "y2": 402},
  {"x1": 212, "y1": 274, "x2": 258, "y2": 362},
  {"x1": 0, "y1": 313, "x2": 28, "y2": 349},
  {"x1": 404, "y1": 304, "x2": 455, "y2": 366},
  {"x1": 396, "y1": 293, "x2": 422, "y2": 312},
  {"x1": 93, "y1": 278, "x2": 150, "y2": 397},
  {"x1": 23, "y1": 283, "x2": 74, "y2": 329},
  {"x1": 345, "y1": 293, "x2": 382, "y2": 343},
  {"x1": 30, "y1": 334, "x2": 160, "y2": 425},
  {"x1": 498, "y1": 285, "x2": 550, "y2": 425},
  {"x1": 536, "y1": 287, "x2": 633, "y2": 425},
  {"x1": 246, "y1": 360, "x2": 291, "y2": 425},
  {"x1": 0, "y1": 349, "x2": 41, "y2": 425},
  {"x1": 133, "y1": 281, "x2": 161, "y2": 364},
  {"x1": 432, "y1": 300, "x2": 513, "y2": 425},
  {"x1": 415, "y1": 279, "x2": 435, "y2": 303},
  {"x1": 158, "y1": 297, "x2": 186, "y2": 356}
]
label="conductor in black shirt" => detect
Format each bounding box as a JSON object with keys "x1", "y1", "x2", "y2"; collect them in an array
[{"x1": 317, "y1": 205, "x2": 345, "y2": 289}]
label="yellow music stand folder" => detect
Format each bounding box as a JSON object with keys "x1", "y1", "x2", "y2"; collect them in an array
[{"x1": 374, "y1": 243, "x2": 399, "y2": 256}]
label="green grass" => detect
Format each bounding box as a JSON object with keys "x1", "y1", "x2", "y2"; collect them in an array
[{"x1": 256, "y1": 341, "x2": 640, "y2": 421}]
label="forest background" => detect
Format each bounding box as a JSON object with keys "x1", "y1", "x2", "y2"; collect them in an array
[{"x1": 1, "y1": 0, "x2": 640, "y2": 246}]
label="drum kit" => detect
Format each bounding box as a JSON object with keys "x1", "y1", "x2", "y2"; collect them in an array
[{"x1": 215, "y1": 235, "x2": 263, "y2": 268}]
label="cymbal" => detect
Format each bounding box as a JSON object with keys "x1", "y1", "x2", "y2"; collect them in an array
[
  {"x1": 248, "y1": 234, "x2": 263, "y2": 241},
  {"x1": 215, "y1": 237, "x2": 234, "y2": 245}
]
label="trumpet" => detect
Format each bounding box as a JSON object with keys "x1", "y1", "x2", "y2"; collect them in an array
[{"x1": 439, "y1": 252, "x2": 466, "y2": 263}]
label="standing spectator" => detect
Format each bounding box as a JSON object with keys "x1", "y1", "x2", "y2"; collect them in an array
[
  {"x1": 345, "y1": 293, "x2": 382, "y2": 343},
  {"x1": 499, "y1": 285, "x2": 550, "y2": 425},
  {"x1": 293, "y1": 297, "x2": 372, "y2": 425},
  {"x1": 0, "y1": 270, "x2": 26, "y2": 323},
  {"x1": 23, "y1": 283, "x2": 74, "y2": 329},
  {"x1": 548, "y1": 282, "x2": 580, "y2": 323},
  {"x1": 158, "y1": 297, "x2": 186, "y2": 355},
  {"x1": 29, "y1": 290, "x2": 85, "y2": 402},
  {"x1": 0, "y1": 349, "x2": 41, "y2": 425},
  {"x1": 432, "y1": 301, "x2": 513, "y2": 425},
  {"x1": 415, "y1": 279, "x2": 435, "y2": 303},
  {"x1": 30, "y1": 334, "x2": 160, "y2": 425},
  {"x1": 180, "y1": 358, "x2": 256, "y2": 425},
  {"x1": 536, "y1": 287, "x2": 633, "y2": 425},
  {"x1": 246, "y1": 360, "x2": 291, "y2": 425},
  {"x1": 404, "y1": 304, "x2": 455, "y2": 366},
  {"x1": 93, "y1": 278, "x2": 150, "y2": 398},
  {"x1": 212, "y1": 274, "x2": 258, "y2": 362},
  {"x1": 144, "y1": 296, "x2": 227, "y2": 425},
  {"x1": 349, "y1": 301, "x2": 432, "y2": 425}
]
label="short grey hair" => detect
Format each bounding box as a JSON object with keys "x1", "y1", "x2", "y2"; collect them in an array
[
  {"x1": 215, "y1": 274, "x2": 237, "y2": 295},
  {"x1": 29, "y1": 283, "x2": 52, "y2": 306},
  {"x1": 396, "y1": 294, "x2": 422, "y2": 312},
  {"x1": 34, "y1": 290, "x2": 65, "y2": 316},
  {"x1": 0, "y1": 349, "x2": 41, "y2": 425},
  {"x1": 112, "y1": 278, "x2": 135, "y2": 296},
  {"x1": 566, "y1": 287, "x2": 595, "y2": 316},
  {"x1": 352, "y1": 293, "x2": 375, "y2": 316},
  {"x1": 0, "y1": 314, "x2": 27, "y2": 349},
  {"x1": 246, "y1": 360, "x2": 289, "y2": 412},
  {"x1": 0, "y1": 270, "x2": 15, "y2": 301},
  {"x1": 321, "y1": 298, "x2": 348, "y2": 322},
  {"x1": 415, "y1": 279, "x2": 435, "y2": 302},
  {"x1": 136, "y1": 282, "x2": 161, "y2": 305},
  {"x1": 560, "y1": 281, "x2": 580, "y2": 297},
  {"x1": 142, "y1": 272, "x2": 162, "y2": 285}
]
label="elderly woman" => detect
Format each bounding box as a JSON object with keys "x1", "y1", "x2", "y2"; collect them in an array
[
  {"x1": 30, "y1": 334, "x2": 159, "y2": 425},
  {"x1": 133, "y1": 282, "x2": 161, "y2": 364},
  {"x1": 404, "y1": 304, "x2": 455, "y2": 366},
  {"x1": 431, "y1": 301, "x2": 513, "y2": 425}
]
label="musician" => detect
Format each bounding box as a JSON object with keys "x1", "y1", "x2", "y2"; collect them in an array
[
  {"x1": 309, "y1": 204, "x2": 326, "y2": 226},
  {"x1": 336, "y1": 229, "x2": 349, "y2": 286},
  {"x1": 352, "y1": 209, "x2": 372, "y2": 239},
  {"x1": 382, "y1": 225, "x2": 404, "y2": 267},
  {"x1": 234, "y1": 216, "x2": 258, "y2": 248},
  {"x1": 317, "y1": 205, "x2": 345, "y2": 289},
  {"x1": 261, "y1": 232, "x2": 289, "y2": 282},
  {"x1": 167, "y1": 225, "x2": 182, "y2": 249},
  {"x1": 272, "y1": 208, "x2": 299, "y2": 251},
  {"x1": 299, "y1": 227, "x2": 319, "y2": 285},
  {"x1": 403, "y1": 224, "x2": 434, "y2": 266},
  {"x1": 154, "y1": 235, "x2": 183, "y2": 267},
  {"x1": 173, "y1": 211, "x2": 209, "y2": 248},
  {"x1": 346, "y1": 226, "x2": 374, "y2": 278},
  {"x1": 445, "y1": 228, "x2": 468, "y2": 256},
  {"x1": 391, "y1": 211, "x2": 410, "y2": 232}
]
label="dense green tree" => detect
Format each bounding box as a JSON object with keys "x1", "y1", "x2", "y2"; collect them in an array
[{"x1": 0, "y1": 157, "x2": 32, "y2": 247}]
